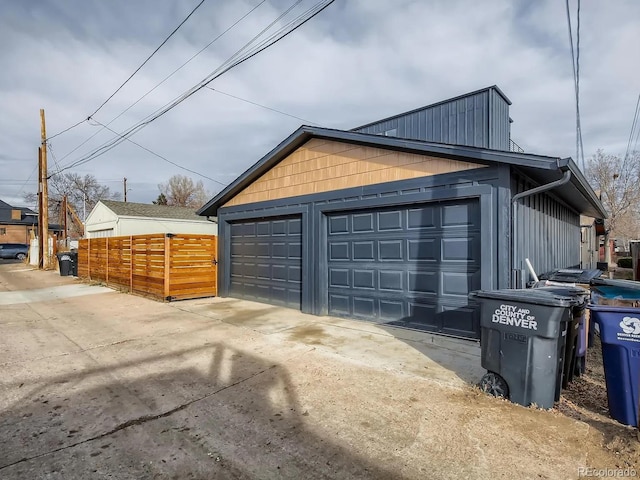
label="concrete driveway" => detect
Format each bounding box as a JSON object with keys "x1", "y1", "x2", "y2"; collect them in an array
[{"x1": 0, "y1": 263, "x2": 631, "y2": 479}]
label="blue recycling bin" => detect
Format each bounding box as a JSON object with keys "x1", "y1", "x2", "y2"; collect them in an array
[{"x1": 588, "y1": 304, "x2": 640, "y2": 427}]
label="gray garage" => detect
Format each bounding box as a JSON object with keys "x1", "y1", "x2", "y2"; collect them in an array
[{"x1": 198, "y1": 86, "x2": 606, "y2": 340}]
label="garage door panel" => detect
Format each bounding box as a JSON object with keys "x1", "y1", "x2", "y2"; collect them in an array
[
  {"x1": 329, "y1": 268, "x2": 349, "y2": 288},
  {"x1": 378, "y1": 210, "x2": 402, "y2": 230},
  {"x1": 379, "y1": 270, "x2": 403, "y2": 291},
  {"x1": 380, "y1": 300, "x2": 404, "y2": 319},
  {"x1": 408, "y1": 271, "x2": 438, "y2": 294},
  {"x1": 408, "y1": 239, "x2": 437, "y2": 261},
  {"x1": 442, "y1": 203, "x2": 478, "y2": 227},
  {"x1": 329, "y1": 242, "x2": 349, "y2": 260},
  {"x1": 379, "y1": 240, "x2": 403, "y2": 260},
  {"x1": 329, "y1": 294, "x2": 349, "y2": 315},
  {"x1": 441, "y1": 271, "x2": 475, "y2": 296},
  {"x1": 329, "y1": 216, "x2": 349, "y2": 234},
  {"x1": 353, "y1": 269, "x2": 375, "y2": 289},
  {"x1": 440, "y1": 305, "x2": 479, "y2": 337},
  {"x1": 327, "y1": 199, "x2": 481, "y2": 339},
  {"x1": 353, "y1": 241, "x2": 374, "y2": 260},
  {"x1": 229, "y1": 216, "x2": 302, "y2": 309}
]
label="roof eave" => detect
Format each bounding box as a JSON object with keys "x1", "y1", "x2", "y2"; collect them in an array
[{"x1": 198, "y1": 126, "x2": 605, "y2": 219}]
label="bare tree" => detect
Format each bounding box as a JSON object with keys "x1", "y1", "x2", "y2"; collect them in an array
[
  {"x1": 585, "y1": 150, "x2": 640, "y2": 263},
  {"x1": 24, "y1": 173, "x2": 120, "y2": 235},
  {"x1": 158, "y1": 175, "x2": 208, "y2": 208}
]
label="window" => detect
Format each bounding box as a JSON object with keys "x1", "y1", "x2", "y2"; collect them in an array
[{"x1": 0, "y1": 228, "x2": 6, "y2": 235}]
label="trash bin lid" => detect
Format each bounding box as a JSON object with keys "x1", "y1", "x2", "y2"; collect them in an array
[
  {"x1": 590, "y1": 278, "x2": 640, "y2": 300},
  {"x1": 534, "y1": 286, "x2": 589, "y2": 303},
  {"x1": 538, "y1": 268, "x2": 602, "y2": 283},
  {"x1": 470, "y1": 288, "x2": 580, "y2": 307}
]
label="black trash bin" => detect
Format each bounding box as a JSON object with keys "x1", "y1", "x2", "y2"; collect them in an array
[
  {"x1": 535, "y1": 286, "x2": 588, "y2": 387},
  {"x1": 469, "y1": 289, "x2": 581, "y2": 409},
  {"x1": 56, "y1": 252, "x2": 73, "y2": 276},
  {"x1": 69, "y1": 251, "x2": 78, "y2": 277},
  {"x1": 532, "y1": 269, "x2": 601, "y2": 376}
]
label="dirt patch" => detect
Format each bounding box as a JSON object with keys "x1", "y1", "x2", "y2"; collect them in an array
[{"x1": 555, "y1": 335, "x2": 640, "y2": 468}]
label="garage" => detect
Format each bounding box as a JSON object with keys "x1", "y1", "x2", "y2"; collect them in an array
[
  {"x1": 229, "y1": 216, "x2": 302, "y2": 308},
  {"x1": 327, "y1": 199, "x2": 481, "y2": 338},
  {"x1": 199, "y1": 87, "x2": 607, "y2": 342}
]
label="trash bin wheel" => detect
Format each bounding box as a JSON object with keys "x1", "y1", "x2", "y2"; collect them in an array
[{"x1": 480, "y1": 372, "x2": 509, "y2": 399}]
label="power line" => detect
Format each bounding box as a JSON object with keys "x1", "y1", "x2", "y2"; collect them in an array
[
  {"x1": 16, "y1": 164, "x2": 38, "y2": 198},
  {"x1": 565, "y1": 0, "x2": 584, "y2": 169},
  {"x1": 623, "y1": 93, "x2": 640, "y2": 162},
  {"x1": 90, "y1": 0, "x2": 206, "y2": 118},
  {"x1": 53, "y1": 0, "x2": 267, "y2": 168},
  {"x1": 58, "y1": 0, "x2": 334, "y2": 173},
  {"x1": 206, "y1": 86, "x2": 319, "y2": 125},
  {"x1": 89, "y1": 118, "x2": 227, "y2": 186},
  {"x1": 46, "y1": 118, "x2": 88, "y2": 141}
]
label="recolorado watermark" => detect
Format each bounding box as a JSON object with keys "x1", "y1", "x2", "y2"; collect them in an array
[{"x1": 578, "y1": 467, "x2": 637, "y2": 477}]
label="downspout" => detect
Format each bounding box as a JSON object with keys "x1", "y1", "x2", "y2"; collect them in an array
[{"x1": 511, "y1": 168, "x2": 572, "y2": 288}]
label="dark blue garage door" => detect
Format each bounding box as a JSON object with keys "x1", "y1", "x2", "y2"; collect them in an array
[
  {"x1": 327, "y1": 200, "x2": 481, "y2": 339},
  {"x1": 229, "y1": 216, "x2": 302, "y2": 309}
]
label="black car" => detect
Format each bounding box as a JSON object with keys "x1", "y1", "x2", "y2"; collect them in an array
[{"x1": 0, "y1": 243, "x2": 29, "y2": 260}]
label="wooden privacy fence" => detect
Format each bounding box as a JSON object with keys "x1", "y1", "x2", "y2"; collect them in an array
[{"x1": 77, "y1": 234, "x2": 217, "y2": 301}]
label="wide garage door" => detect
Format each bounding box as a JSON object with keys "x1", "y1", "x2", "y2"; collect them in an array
[
  {"x1": 229, "y1": 216, "x2": 302, "y2": 309},
  {"x1": 327, "y1": 199, "x2": 481, "y2": 339}
]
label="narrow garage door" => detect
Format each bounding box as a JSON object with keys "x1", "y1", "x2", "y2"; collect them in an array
[
  {"x1": 229, "y1": 216, "x2": 302, "y2": 309},
  {"x1": 327, "y1": 199, "x2": 481, "y2": 339}
]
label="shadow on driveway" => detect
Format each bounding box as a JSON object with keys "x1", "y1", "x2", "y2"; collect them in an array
[{"x1": 0, "y1": 342, "x2": 401, "y2": 479}]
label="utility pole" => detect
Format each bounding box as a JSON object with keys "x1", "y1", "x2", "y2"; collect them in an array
[
  {"x1": 38, "y1": 147, "x2": 43, "y2": 269},
  {"x1": 61, "y1": 195, "x2": 68, "y2": 242},
  {"x1": 40, "y1": 109, "x2": 50, "y2": 270},
  {"x1": 124, "y1": 177, "x2": 128, "y2": 202}
]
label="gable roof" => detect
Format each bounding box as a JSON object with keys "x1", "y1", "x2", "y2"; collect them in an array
[
  {"x1": 197, "y1": 125, "x2": 607, "y2": 219},
  {"x1": 0, "y1": 199, "x2": 38, "y2": 225},
  {"x1": 100, "y1": 200, "x2": 208, "y2": 222}
]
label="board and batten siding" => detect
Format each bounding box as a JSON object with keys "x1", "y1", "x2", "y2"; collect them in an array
[
  {"x1": 512, "y1": 174, "x2": 581, "y2": 284},
  {"x1": 353, "y1": 87, "x2": 511, "y2": 151},
  {"x1": 224, "y1": 139, "x2": 484, "y2": 207}
]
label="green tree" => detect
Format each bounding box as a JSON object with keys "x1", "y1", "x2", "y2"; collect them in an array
[{"x1": 152, "y1": 193, "x2": 168, "y2": 205}]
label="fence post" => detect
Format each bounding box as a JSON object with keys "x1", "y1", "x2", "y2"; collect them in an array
[
  {"x1": 164, "y1": 234, "x2": 172, "y2": 300},
  {"x1": 88, "y1": 237, "x2": 91, "y2": 280},
  {"x1": 129, "y1": 236, "x2": 133, "y2": 293},
  {"x1": 105, "y1": 237, "x2": 109, "y2": 285}
]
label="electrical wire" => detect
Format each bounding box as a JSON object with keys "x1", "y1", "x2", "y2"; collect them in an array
[
  {"x1": 61, "y1": 0, "x2": 307, "y2": 169},
  {"x1": 90, "y1": 118, "x2": 227, "y2": 186},
  {"x1": 46, "y1": 118, "x2": 88, "y2": 142},
  {"x1": 47, "y1": 143, "x2": 62, "y2": 177},
  {"x1": 90, "y1": 0, "x2": 206, "y2": 118},
  {"x1": 57, "y1": 0, "x2": 333, "y2": 173},
  {"x1": 206, "y1": 86, "x2": 319, "y2": 125},
  {"x1": 53, "y1": 0, "x2": 267, "y2": 167},
  {"x1": 623, "y1": 93, "x2": 640, "y2": 162},
  {"x1": 565, "y1": 0, "x2": 584, "y2": 170},
  {"x1": 47, "y1": 0, "x2": 206, "y2": 142}
]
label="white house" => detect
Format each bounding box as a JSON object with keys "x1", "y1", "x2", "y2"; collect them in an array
[{"x1": 85, "y1": 200, "x2": 217, "y2": 238}]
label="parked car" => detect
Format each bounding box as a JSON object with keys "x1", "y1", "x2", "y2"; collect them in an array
[{"x1": 0, "y1": 243, "x2": 29, "y2": 260}]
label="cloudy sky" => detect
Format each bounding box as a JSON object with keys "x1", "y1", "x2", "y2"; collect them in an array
[{"x1": 0, "y1": 0, "x2": 638, "y2": 210}]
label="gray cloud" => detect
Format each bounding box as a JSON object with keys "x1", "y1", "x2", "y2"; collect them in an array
[{"x1": 1, "y1": 0, "x2": 638, "y2": 208}]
